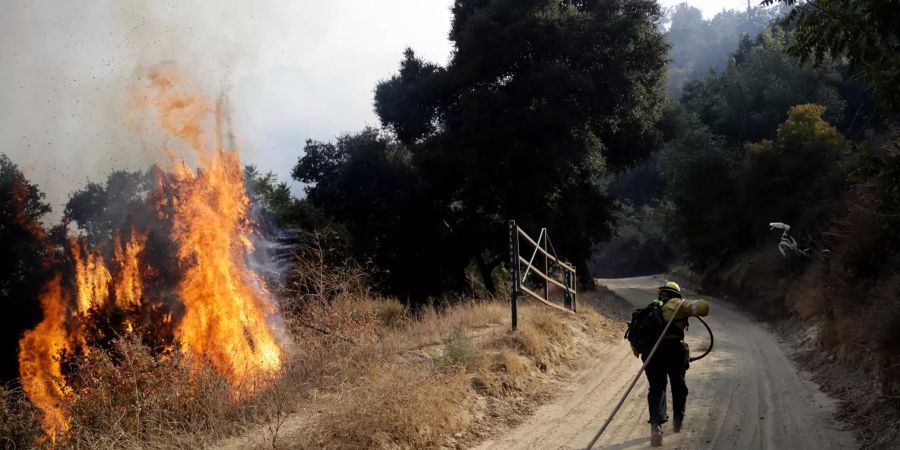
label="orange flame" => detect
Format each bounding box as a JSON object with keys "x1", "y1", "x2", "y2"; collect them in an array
[
  {"x1": 112, "y1": 232, "x2": 147, "y2": 310},
  {"x1": 71, "y1": 240, "x2": 113, "y2": 315},
  {"x1": 18, "y1": 64, "x2": 284, "y2": 436},
  {"x1": 138, "y1": 64, "x2": 283, "y2": 385},
  {"x1": 17, "y1": 276, "x2": 71, "y2": 437}
]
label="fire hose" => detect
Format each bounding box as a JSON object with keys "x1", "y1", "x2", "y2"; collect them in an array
[
  {"x1": 585, "y1": 299, "x2": 714, "y2": 449},
  {"x1": 689, "y1": 316, "x2": 713, "y2": 363}
]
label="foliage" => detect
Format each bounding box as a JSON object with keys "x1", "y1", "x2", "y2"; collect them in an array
[
  {"x1": 293, "y1": 128, "x2": 455, "y2": 300},
  {"x1": 764, "y1": 0, "x2": 900, "y2": 111},
  {"x1": 63, "y1": 170, "x2": 155, "y2": 245},
  {"x1": 829, "y1": 134, "x2": 900, "y2": 283},
  {"x1": 665, "y1": 2, "x2": 783, "y2": 94},
  {"x1": 681, "y1": 27, "x2": 845, "y2": 144},
  {"x1": 741, "y1": 104, "x2": 851, "y2": 240},
  {"x1": 0, "y1": 154, "x2": 54, "y2": 382},
  {"x1": 660, "y1": 104, "x2": 853, "y2": 270},
  {"x1": 374, "y1": 48, "x2": 447, "y2": 145},
  {"x1": 243, "y1": 165, "x2": 350, "y2": 271},
  {"x1": 245, "y1": 166, "x2": 306, "y2": 228},
  {"x1": 660, "y1": 126, "x2": 749, "y2": 270},
  {"x1": 298, "y1": 0, "x2": 671, "y2": 300}
]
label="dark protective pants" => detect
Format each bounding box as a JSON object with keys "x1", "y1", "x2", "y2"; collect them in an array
[{"x1": 641, "y1": 340, "x2": 690, "y2": 425}]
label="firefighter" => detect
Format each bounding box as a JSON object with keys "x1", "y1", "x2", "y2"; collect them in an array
[{"x1": 636, "y1": 281, "x2": 710, "y2": 446}]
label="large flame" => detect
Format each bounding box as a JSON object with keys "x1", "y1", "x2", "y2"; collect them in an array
[
  {"x1": 142, "y1": 66, "x2": 283, "y2": 384},
  {"x1": 71, "y1": 239, "x2": 114, "y2": 315},
  {"x1": 17, "y1": 277, "x2": 71, "y2": 437},
  {"x1": 112, "y1": 232, "x2": 147, "y2": 311},
  {"x1": 17, "y1": 65, "x2": 284, "y2": 436}
]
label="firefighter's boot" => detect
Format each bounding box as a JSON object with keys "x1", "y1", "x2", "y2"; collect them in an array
[{"x1": 650, "y1": 423, "x2": 663, "y2": 447}]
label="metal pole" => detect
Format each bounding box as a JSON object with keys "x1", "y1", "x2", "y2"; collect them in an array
[
  {"x1": 508, "y1": 220, "x2": 519, "y2": 331},
  {"x1": 542, "y1": 228, "x2": 550, "y2": 305}
]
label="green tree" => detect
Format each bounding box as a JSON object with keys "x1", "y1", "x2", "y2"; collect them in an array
[
  {"x1": 244, "y1": 165, "x2": 350, "y2": 272},
  {"x1": 244, "y1": 165, "x2": 329, "y2": 231},
  {"x1": 293, "y1": 129, "x2": 460, "y2": 300},
  {"x1": 681, "y1": 27, "x2": 845, "y2": 143},
  {"x1": 665, "y1": 2, "x2": 782, "y2": 94},
  {"x1": 741, "y1": 104, "x2": 851, "y2": 240},
  {"x1": 63, "y1": 170, "x2": 156, "y2": 245},
  {"x1": 660, "y1": 127, "x2": 749, "y2": 270},
  {"x1": 763, "y1": 0, "x2": 900, "y2": 111},
  {"x1": 367, "y1": 0, "x2": 670, "y2": 292},
  {"x1": 0, "y1": 154, "x2": 53, "y2": 382},
  {"x1": 374, "y1": 49, "x2": 447, "y2": 145}
]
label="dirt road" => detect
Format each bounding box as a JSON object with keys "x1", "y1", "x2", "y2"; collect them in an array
[{"x1": 474, "y1": 275, "x2": 857, "y2": 449}]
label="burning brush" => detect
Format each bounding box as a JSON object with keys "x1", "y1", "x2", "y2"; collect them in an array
[{"x1": 17, "y1": 64, "x2": 285, "y2": 437}]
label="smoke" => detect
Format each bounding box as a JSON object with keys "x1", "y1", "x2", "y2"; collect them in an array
[
  {"x1": 1, "y1": 0, "x2": 454, "y2": 219},
  {"x1": 1, "y1": 0, "x2": 261, "y2": 215}
]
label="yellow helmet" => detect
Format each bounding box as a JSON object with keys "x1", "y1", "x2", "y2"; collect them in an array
[{"x1": 657, "y1": 281, "x2": 682, "y2": 298}]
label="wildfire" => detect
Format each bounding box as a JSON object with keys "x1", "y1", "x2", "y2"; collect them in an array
[
  {"x1": 17, "y1": 277, "x2": 71, "y2": 437},
  {"x1": 112, "y1": 231, "x2": 147, "y2": 311},
  {"x1": 17, "y1": 65, "x2": 284, "y2": 437},
  {"x1": 71, "y1": 239, "x2": 114, "y2": 315}
]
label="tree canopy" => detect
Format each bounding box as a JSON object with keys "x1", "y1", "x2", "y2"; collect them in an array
[
  {"x1": 665, "y1": 2, "x2": 782, "y2": 94},
  {"x1": 293, "y1": 0, "x2": 671, "y2": 301},
  {"x1": 680, "y1": 27, "x2": 846, "y2": 144},
  {"x1": 763, "y1": 0, "x2": 900, "y2": 111}
]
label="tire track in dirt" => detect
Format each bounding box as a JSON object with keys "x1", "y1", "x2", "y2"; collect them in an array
[{"x1": 473, "y1": 275, "x2": 856, "y2": 450}]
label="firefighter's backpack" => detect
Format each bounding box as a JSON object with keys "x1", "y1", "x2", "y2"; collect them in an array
[{"x1": 624, "y1": 302, "x2": 666, "y2": 355}]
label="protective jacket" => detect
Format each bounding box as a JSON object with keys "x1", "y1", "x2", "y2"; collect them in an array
[{"x1": 658, "y1": 298, "x2": 710, "y2": 340}]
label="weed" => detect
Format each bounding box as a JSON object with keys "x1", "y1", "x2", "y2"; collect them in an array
[
  {"x1": 445, "y1": 330, "x2": 484, "y2": 371},
  {"x1": 0, "y1": 384, "x2": 43, "y2": 449}
]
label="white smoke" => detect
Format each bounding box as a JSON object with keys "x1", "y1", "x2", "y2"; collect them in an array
[{"x1": 1, "y1": 0, "x2": 453, "y2": 218}]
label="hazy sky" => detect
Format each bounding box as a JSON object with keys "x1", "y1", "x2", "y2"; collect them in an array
[{"x1": 1, "y1": 0, "x2": 753, "y2": 214}]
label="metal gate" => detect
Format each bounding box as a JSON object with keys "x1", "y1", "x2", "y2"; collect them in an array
[{"x1": 508, "y1": 220, "x2": 577, "y2": 330}]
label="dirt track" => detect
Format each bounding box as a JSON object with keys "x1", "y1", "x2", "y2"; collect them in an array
[{"x1": 474, "y1": 275, "x2": 857, "y2": 450}]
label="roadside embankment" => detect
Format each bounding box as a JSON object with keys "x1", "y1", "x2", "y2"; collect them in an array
[
  {"x1": 215, "y1": 287, "x2": 631, "y2": 449},
  {"x1": 672, "y1": 249, "x2": 900, "y2": 450}
]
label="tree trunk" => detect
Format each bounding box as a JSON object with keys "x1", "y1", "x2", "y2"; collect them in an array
[
  {"x1": 475, "y1": 254, "x2": 502, "y2": 295},
  {"x1": 577, "y1": 258, "x2": 595, "y2": 291}
]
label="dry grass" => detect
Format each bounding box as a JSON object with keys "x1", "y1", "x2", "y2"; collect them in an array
[
  {"x1": 784, "y1": 261, "x2": 829, "y2": 320},
  {"x1": 309, "y1": 362, "x2": 471, "y2": 449},
  {"x1": 242, "y1": 295, "x2": 611, "y2": 449},
  {"x1": 0, "y1": 383, "x2": 43, "y2": 448},
  {"x1": 445, "y1": 330, "x2": 486, "y2": 371},
  {"x1": 2, "y1": 273, "x2": 621, "y2": 450},
  {"x1": 499, "y1": 350, "x2": 526, "y2": 388},
  {"x1": 0, "y1": 233, "x2": 627, "y2": 449}
]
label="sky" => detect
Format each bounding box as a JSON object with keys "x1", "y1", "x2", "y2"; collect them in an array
[{"x1": 1, "y1": 0, "x2": 753, "y2": 215}]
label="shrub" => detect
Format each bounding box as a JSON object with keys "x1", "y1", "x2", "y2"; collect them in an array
[{"x1": 445, "y1": 330, "x2": 483, "y2": 371}]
